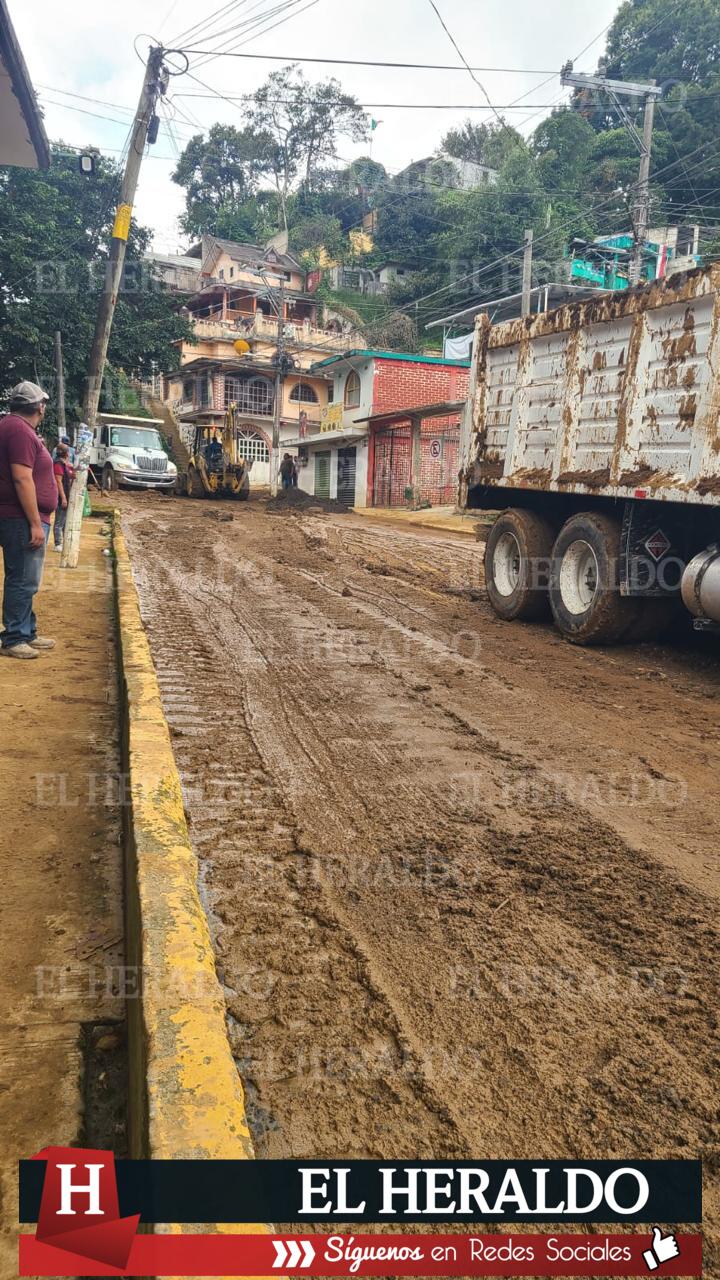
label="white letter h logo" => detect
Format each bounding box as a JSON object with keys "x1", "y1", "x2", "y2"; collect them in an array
[{"x1": 56, "y1": 1163, "x2": 105, "y2": 1216}]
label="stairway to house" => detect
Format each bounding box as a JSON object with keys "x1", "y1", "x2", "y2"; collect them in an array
[{"x1": 143, "y1": 391, "x2": 191, "y2": 471}]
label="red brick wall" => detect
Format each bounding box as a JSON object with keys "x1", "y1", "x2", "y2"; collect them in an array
[{"x1": 371, "y1": 357, "x2": 469, "y2": 414}]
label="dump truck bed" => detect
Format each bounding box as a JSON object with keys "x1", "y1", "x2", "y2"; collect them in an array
[{"x1": 462, "y1": 264, "x2": 720, "y2": 507}]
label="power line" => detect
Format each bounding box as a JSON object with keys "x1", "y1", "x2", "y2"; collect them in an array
[
  {"x1": 426, "y1": 0, "x2": 507, "y2": 131},
  {"x1": 171, "y1": 48, "x2": 559, "y2": 73},
  {"x1": 188, "y1": 0, "x2": 320, "y2": 71},
  {"x1": 169, "y1": 0, "x2": 253, "y2": 49},
  {"x1": 173, "y1": 93, "x2": 578, "y2": 109}
]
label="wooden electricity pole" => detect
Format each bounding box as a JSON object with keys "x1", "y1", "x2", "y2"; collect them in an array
[
  {"x1": 521, "y1": 229, "x2": 533, "y2": 317},
  {"x1": 270, "y1": 281, "x2": 286, "y2": 498},
  {"x1": 62, "y1": 44, "x2": 166, "y2": 568},
  {"x1": 54, "y1": 330, "x2": 66, "y2": 436},
  {"x1": 630, "y1": 89, "x2": 657, "y2": 285}
]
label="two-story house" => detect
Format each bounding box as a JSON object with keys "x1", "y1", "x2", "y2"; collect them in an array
[
  {"x1": 286, "y1": 349, "x2": 470, "y2": 508},
  {"x1": 161, "y1": 235, "x2": 364, "y2": 486}
]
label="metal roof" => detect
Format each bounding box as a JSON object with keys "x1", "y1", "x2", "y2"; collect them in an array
[
  {"x1": 354, "y1": 399, "x2": 465, "y2": 427},
  {"x1": 311, "y1": 348, "x2": 470, "y2": 370},
  {"x1": 426, "y1": 282, "x2": 612, "y2": 330},
  {"x1": 284, "y1": 427, "x2": 368, "y2": 447}
]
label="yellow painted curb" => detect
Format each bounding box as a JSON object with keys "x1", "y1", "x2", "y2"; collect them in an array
[{"x1": 112, "y1": 515, "x2": 270, "y2": 1262}]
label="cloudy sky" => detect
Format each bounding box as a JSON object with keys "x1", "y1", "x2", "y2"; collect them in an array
[{"x1": 10, "y1": 0, "x2": 620, "y2": 252}]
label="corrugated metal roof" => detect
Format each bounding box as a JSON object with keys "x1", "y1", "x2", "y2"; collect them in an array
[{"x1": 311, "y1": 349, "x2": 470, "y2": 370}]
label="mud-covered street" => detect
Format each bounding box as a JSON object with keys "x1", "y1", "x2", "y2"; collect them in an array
[{"x1": 123, "y1": 492, "x2": 719, "y2": 1262}]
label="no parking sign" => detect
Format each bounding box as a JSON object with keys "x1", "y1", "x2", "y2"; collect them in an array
[{"x1": 429, "y1": 438, "x2": 442, "y2": 459}]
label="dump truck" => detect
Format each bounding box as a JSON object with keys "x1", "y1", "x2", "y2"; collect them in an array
[{"x1": 460, "y1": 264, "x2": 720, "y2": 644}]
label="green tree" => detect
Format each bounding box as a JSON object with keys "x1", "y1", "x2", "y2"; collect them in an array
[
  {"x1": 249, "y1": 67, "x2": 368, "y2": 229},
  {"x1": 0, "y1": 147, "x2": 191, "y2": 421},
  {"x1": 172, "y1": 123, "x2": 272, "y2": 239},
  {"x1": 441, "y1": 120, "x2": 524, "y2": 168}
]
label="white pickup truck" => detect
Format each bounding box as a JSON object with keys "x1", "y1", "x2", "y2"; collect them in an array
[
  {"x1": 90, "y1": 413, "x2": 177, "y2": 492},
  {"x1": 460, "y1": 264, "x2": 720, "y2": 643}
]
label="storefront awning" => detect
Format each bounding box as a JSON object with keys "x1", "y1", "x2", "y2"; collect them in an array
[{"x1": 284, "y1": 427, "x2": 368, "y2": 448}]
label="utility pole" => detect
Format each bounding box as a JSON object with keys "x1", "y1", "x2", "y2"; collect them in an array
[
  {"x1": 560, "y1": 63, "x2": 661, "y2": 289},
  {"x1": 630, "y1": 88, "x2": 656, "y2": 285},
  {"x1": 521, "y1": 229, "x2": 533, "y2": 317},
  {"x1": 270, "y1": 281, "x2": 285, "y2": 498},
  {"x1": 62, "y1": 44, "x2": 167, "y2": 568},
  {"x1": 54, "y1": 330, "x2": 66, "y2": 436}
]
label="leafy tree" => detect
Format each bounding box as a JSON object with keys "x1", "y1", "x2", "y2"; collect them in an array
[
  {"x1": 368, "y1": 310, "x2": 421, "y2": 353},
  {"x1": 441, "y1": 120, "x2": 524, "y2": 169},
  {"x1": 248, "y1": 67, "x2": 368, "y2": 229},
  {"x1": 0, "y1": 147, "x2": 191, "y2": 422},
  {"x1": 288, "y1": 213, "x2": 346, "y2": 265},
  {"x1": 172, "y1": 123, "x2": 271, "y2": 239}
]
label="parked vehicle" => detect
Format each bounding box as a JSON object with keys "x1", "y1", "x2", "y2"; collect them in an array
[
  {"x1": 91, "y1": 414, "x2": 177, "y2": 491},
  {"x1": 459, "y1": 264, "x2": 720, "y2": 643}
]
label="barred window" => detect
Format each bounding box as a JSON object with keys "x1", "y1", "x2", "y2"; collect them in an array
[
  {"x1": 224, "y1": 375, "x2": 274, "y2": 415},
  {"x1": 237, "y1": 432, "x2": 270, "y2": 463},
  {"x1": 289, "y1": 382, "x2": 319, "y2": 404}
]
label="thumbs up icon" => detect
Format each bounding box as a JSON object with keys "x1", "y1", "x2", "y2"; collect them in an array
[{"x1": 643, "y1": 1227, "x2": 680, "y2": 1271}]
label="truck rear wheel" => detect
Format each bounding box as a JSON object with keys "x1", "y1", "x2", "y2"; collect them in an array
[
  {"x1": 549, "y1": 512, "x2": 639, "y2": 645},
  {"x1": 484, "y1": 508, "x2": 555, "y2": 621}
]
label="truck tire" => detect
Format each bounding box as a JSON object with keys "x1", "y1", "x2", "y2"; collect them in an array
[
  {"x1": 549, "y1": 512, "x2": 639, "y2": 645},
  {"x1": 484, "y1": 508, "x2": 555, "y2": 621},
  {"x1": 102, "y1": 464, "x2": 116, "y2": 493}
]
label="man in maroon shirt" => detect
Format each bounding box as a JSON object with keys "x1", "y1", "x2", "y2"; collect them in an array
[{"x1": 0, "y1": 381, "x2": 56, "y2": 659}]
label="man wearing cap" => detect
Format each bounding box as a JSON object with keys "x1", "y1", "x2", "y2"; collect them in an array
[{"x1": 0, "y1": 381, "x2": 56, "y2": 659}]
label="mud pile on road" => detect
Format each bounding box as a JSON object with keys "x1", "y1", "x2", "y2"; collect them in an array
[{"x1": 264, "y1": 488, "x2": 349, "y2": 515}]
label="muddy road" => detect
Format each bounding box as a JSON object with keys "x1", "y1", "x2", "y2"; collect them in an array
[{"x1": 123, "y1": 494, "x2": 719, "y2": 1260}]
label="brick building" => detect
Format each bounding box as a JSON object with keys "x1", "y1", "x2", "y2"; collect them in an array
[{"x1": 286, "y1": 349, "x2": 470, "y2": 507}]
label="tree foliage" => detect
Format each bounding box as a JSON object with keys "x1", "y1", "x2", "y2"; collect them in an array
[
  {"x1": 0, "y1": 148, "x2": 191, "y2": 422},
  {"x1": 167, "y1": 0, "x2": 720, "y2": 342}
]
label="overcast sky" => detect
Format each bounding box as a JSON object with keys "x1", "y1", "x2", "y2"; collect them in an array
[{"x1": 10, "y1": 0, "x2": 620, "y2": 252}]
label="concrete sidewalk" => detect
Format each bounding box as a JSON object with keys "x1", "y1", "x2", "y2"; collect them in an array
[
  {"x1": 351, "y1": 503, "x2": 497, "y2": 538},
  {"x1": 0, "y1": 518, "x2": 123, "y2": 1273}
]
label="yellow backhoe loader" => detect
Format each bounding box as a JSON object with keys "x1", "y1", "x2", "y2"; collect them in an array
[{"x1": 185, "y1": 407, "x2": 251, "y2": 500}]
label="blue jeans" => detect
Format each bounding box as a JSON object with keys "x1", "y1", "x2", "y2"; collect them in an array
[
  {"x1": 54, "y1": 501, "x2": 68, "y2": 546},
  {"x1": 0, "y1": 517, "x2": 50, "y2": 648}
]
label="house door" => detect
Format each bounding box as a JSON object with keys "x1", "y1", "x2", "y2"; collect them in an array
[
  {"x1": 336, "y1": 447, "x2": 357, "y2": 505},
  {"x1": 314, "y1": 451, "x2": 331, "y2": 499}
]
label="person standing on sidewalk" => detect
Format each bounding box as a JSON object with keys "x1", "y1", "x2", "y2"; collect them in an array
[
  {"x1": 0, "y1": 381, "x2": 56, "y2": 659},
  {"x1": 52, "y1": 442, "x2": 73, "y2": 552}
]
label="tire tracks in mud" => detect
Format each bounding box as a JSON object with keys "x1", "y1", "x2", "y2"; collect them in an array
[{"x1": 123, "y1": 500, "x2": 719, "y2": 1267}]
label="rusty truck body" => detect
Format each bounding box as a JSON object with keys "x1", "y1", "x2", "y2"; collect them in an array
[{"x1": 460, "y1": 264, "x2": 720, "y2": 643}]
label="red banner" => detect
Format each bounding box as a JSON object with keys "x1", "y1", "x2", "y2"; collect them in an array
[{"x1": 20, "y1": 1230, "x2": 702, "y2": 1276}]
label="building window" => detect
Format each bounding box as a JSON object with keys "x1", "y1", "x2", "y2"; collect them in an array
[
  {"x1": 198, "y1": 375, "x2": 210, "y2": 408},
  {"x1": 344, "y1": 370, "x2": 361, "y2": 408},
  {"x1": 219, "y1": 268, "x2": 225, "y2": 280},
  {"x1": 237, "y1": 431, "x2": 270, "y2": 463},
  {"x1": 289, "y1": 382, "x2": 319, "y2": 404},
  {"x1": 182, "y1": 377, "x2": 194, "y2": 403},
  {"x1": 224, "y1": 374, "x2": 274, "y2": 415},
  {"x1": 229, "y1": 266, "x2": 234, "y2": 278}
]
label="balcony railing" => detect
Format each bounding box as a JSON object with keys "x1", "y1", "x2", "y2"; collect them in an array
[{"x1": 189, "y1": 313, "x2": 362, "y2": 350}]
